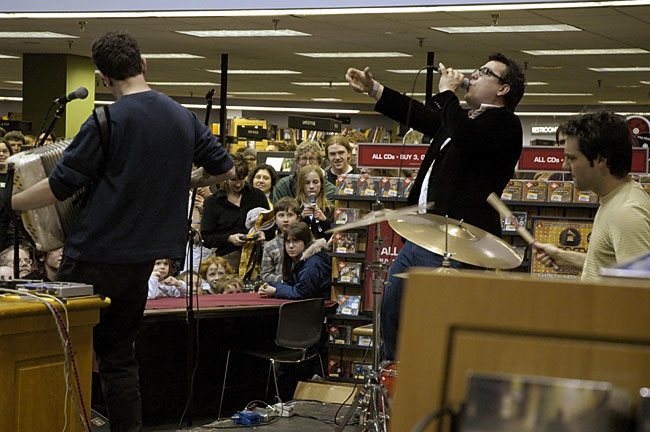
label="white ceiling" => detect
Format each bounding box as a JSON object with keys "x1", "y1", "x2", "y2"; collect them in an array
[{"x1": 0, "y1": 4, "x2": 649, "y2": 111}]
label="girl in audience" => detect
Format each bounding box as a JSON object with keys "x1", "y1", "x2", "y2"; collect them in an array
[
  {"x1": 199, "y1": 256, "x2": 233, "y2": 294},
  {"x1": 295, "y1": 165, "x2": 334, "y2": 240},
  {"x1": 258, "y1": 222, "x2": 331, "y2": 300},
  {"x1": 201, "y1": 154, "x2": 269, "y2": 273},
  {"x1": 211, "y1": 275, "x2": 244, "y2": 294},
  {"x1": 24, "y1": 247, "x2": 63, "y2": 281},
  {"x1": 249, "y1": 163, "x2": 278, "y2": 209},
  {"x1": 148, "y1": 258, "x2": 187, "y2": 299}
]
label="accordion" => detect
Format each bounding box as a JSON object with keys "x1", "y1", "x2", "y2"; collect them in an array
[{"x1": 8, "y1": 139, "x2": 85, "y2": 251}]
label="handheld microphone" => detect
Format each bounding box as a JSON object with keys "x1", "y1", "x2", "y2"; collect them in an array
[
  {"x1": 54, "y1": 86, "x2": 89, "y2": 105},
  {"x1": 423, "y1": 65, "x2": 469, "y2": 89}
]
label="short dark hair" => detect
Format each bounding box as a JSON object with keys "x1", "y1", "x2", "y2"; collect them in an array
[
  {"x1": 565, "y1": 110, "x2": 633, "y2": 178},
  {"x1": 92, "y1": 31, "x2": 143, "y2": 80},
  {"x1": 489, "y1": 53, "x2": 526, "y2": 111},
  {"x1": 555, "y1": 123, "x2": 567, "y2": 145},
  {"x1": 4, "y1": 130, "x2": 25, "y2": 145},
  {"x1": 282, "y1": 222, "x2": 313, "y2": 281},
  {"x1": 248, "y1": 163, "x2": 278, "y2": 191},
  {"x1": 274, "y1": 197, "x2": 302, "y2": 215}
]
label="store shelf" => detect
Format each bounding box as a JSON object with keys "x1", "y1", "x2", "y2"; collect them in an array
[
  {"x1": 331, "y1": 252, "x2": 367, "y2": 260},
  {"x1": 334, "y1": 195, "x2": 408, "y2": 203},
  {"x1": 504, "y1": 200, "x2": 598, "y2": 209}
]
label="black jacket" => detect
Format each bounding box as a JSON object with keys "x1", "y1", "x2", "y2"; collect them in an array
[
  {"x1": 375, "y1": 87, "x2": 522, "y2": 236},
  {"x1": 201, "y1": 184, "x2": 270, "y2": 255}
]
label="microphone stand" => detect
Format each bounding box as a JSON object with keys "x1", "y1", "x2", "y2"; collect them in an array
[
  {"x1": 36, "y1": 102, "x2": 67, "y2": 147},
  {"x1": 183, "y1": 88, "x2": 215, "y2": 428}
]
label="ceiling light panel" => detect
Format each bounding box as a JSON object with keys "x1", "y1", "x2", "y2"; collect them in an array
[
  {"x1": 0, "y1": 31, "x2": 78, "y2": 38},
  {"x1": 296, "y1": 52, "x2": 411, "y2": 58},
  {"x1": 176, "y1": 29, "x2": 311, "y2": 37},
  {"x1": 431, "y1": 24, "x2": 582, "y2": 33},
  {"x1": 206, "y1": 69, "x2": 301, "y2": 74},
  {"x1": 589, "y1": 67, "x2": 650, "y2": 72},
  {"x1": 523, "y1": 48, "x2": 648, "y2": 55},
  {"x1": 0, "y1": 54, "x2": 19, "y2": 58},
  {"x1": 228, "y1": 92, "x2": 294, "y2": 95},
  {"x1": 142, "y1": 53, "x2": 205, "y2": 59},
  {"x1": 149, "y1": 82, "x2": 218, "y2": 86},
  {"x1": 525, "y1": 92, "x2": 593, "y2": 96},
  {"x1": 291, "y1": 82, "x2": 350, "y2": 86}
]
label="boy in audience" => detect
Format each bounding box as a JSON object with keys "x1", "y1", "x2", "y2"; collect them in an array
[{"x1": 260, "y1": 197, "x2": 301, "y2": 283}]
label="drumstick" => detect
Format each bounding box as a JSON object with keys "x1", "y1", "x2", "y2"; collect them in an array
[{"x1": 486, "y1": 192, "x2": 560, "y2": 270}]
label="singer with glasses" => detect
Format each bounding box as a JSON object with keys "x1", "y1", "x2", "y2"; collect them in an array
[
  {"x1": 345, "y1": 53, "x2": 526, "y2": 361},
  {"x1": 10, "y1": 31, "x2": 235, "y2": 432}
]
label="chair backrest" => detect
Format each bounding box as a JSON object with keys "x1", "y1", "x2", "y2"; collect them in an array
[{"x1": 275, "y1": 298, "x2": 325, "y2": 350}]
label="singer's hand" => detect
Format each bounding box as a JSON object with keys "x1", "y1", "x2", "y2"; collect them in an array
[
  {"x1": 438, "y1": 62, "x2": 465, "y2": 93},
  {"x1": 345, "y1": 67, "x2": 374, "y2": 93}
]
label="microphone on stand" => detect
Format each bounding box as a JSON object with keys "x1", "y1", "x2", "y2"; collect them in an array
[{"x1": 54, "y1": 86, "x2": 89, "y2": 105}]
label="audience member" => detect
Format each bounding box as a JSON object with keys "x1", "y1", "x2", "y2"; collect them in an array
[
  {"x1": 296, "y1": 165, "x2": 334, "y2": 239},
  {"x1": 211, "y1": 274, "x2": 244, "y2": 294},
  {"x1": 242, "y1": 147, "x2": 257, "y2": 171},
  {"x1": 0, "y1": 127, "x2": 5, "y2": 138},
  {"x1": 324, "y1": 134, "x2": 359, "y2": 185},
  {"x1": 147, "y1": 258, "x2": 187, "y2": 299},
  {"x1": 199, "y1": 256, "x2": 234, "y2": 294},
  {"x1": 24, "y1": 247, "x2": 63, "y2": 281},
  {"x1": 4, "y1": 131, "x2": 25, "y2": 154},
  {"x1": 183, "y1": 186, "x2": 213, "y2": 273},
  {"x1": 265, "y1": 143, "x2": 280, "y2": 152},
  {"x1": 177, "y1": 269, "x2": 209, "y2": 294},
  {"x1": 24, "y1": 135, "x2": 36, "y2": 147},
  {"x1": 37, "y1": 132, "x2": 55, "y2": 145},
  {"x1": 258, "y1": 222, "x2": 331, "y2": 300},
  {"x1": 0, "y1": 246, "x2": 32, "y2": 277},
  {"x1": 201, "y1": 154, "x2": 269, "y2": 272},
  {"x1": 272, "y1": 140, "x2": 335, "y2": 204},
  {"x1": 345, "y1": 130, "x2": 368, "y2": 166},
  {"x1": 260, "y1": 197, "x2": 301, "y2": 283},
  {"x1": 249, "y1": 163, "x2": 278, "y2": 208}
]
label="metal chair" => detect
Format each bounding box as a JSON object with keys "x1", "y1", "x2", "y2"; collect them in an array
[{"x1": 218, "y1": 298, "x2": 326, "y2": 418}]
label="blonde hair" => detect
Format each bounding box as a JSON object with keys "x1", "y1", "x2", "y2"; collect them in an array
[
  {"x1": 210, "y1": 275, "x2": 243, "y2": 294},
  {"x1": 296, "y1": 165, "x2": 332, "y2": 211}
]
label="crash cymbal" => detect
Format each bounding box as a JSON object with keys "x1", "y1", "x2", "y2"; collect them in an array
[
  {"x1": 326, "y1": 202, "x2": 434, "y2": 234},
  {"x1": 388, "y1": 214, "x2": 523, "y2": 269},
  {"x1": 393, "y1": 267, "x2": 460, "y2": 278}
]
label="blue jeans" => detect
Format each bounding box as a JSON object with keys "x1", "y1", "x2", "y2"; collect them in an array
[{"x1": 381, "y1": 241, "x2": 469, "y2": 361}]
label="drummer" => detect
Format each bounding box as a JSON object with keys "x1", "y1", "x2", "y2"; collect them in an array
[{"x1": 346, "y1": 54, "x2": 526, "y2": 360}]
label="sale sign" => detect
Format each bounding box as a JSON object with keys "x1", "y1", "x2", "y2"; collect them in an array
[
  {"x1": 518, "y1": 146, "x2": 648, "y2": 174},
  {"x1": 357, "y1": 143, "x2": 428, "y2": 169}
]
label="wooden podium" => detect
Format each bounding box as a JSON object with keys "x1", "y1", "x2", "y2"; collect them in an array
[
  {"x1": 390, "y1": 270, "x2": 650, "y2": 431},
  {"x1": 0, "y1": 295, "x2": 108, "y2": 432}
]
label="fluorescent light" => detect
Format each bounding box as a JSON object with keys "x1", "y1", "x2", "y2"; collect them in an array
[
  {"x1": 296, "y1": 52, "x2": 411, "y2": 58},
  {"x1": 94, "y1": 99, "x2": 359, "y2": 114},
  {"x1": 589, "y1": 67, "x2": 650, "y2": 72},
  {"x1": 291, "y1": 82, "x2": 348, "y2": 87},
  {"x1": 599, "y1": 100, "x2": 637, "y2": 104},
  {"x1": 523, "y1": 48, "x2": 648, "y2": 55},
  {"x1": 311, "y1": 98, "x2": 342, "y2": 102},
  {"x1": 207, "y1": 69, "x2": 301, "y2": 75},
  {"x1": 176, "y1": 29, "x2": 310, "y2": 37},
  {"x1": 527, "y1": 82, "x2": 549, "y2": 85},
  {"x1": 431, "y1": 24, "x2": 581, "y2": 33},
  {"x1": 0, "y1": 96, "x2": 22, "y2": 102},
  {"x1": 525, "y1": 92, "x2": 593, "y2": 96},
  {"x1": 3, "y1": 2, "x2": 650, "y2": 19},
  {"x1": 616, "y1": 84, "x2": 641, "y2": 88},
  {"x1": 228, "y1": 91, "x2": 294, "y2": 95},
  {"x1": 149, "y1": 81, "x2": 218, "y2": 86},
  {"x1": 142, "y1": 53, "x2": 204, "y2": 59},
  {"x1": 641, "y1": 81, "x2": 650, "y2": 84},
  {"x1": 531, "y1": 66, "x2": 564, "y2": 70},
  {"x1": 4, "y1": 80, "x2": 21, "y2": 84},
  {"x1": 0, "y1": 54, "x2": 19, "y2": 59},
  {"x1": 387, "y1": 69, "x2": 474, "y2": 74},
  {"x1": 0, "y1": 31, "x2": 78, "y2": 38}
]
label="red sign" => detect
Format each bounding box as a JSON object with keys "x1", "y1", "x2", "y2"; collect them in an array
[
  {"x1": 518, "y1": 146, "x2": 648, "y2": 174},
  {"x1": 357, "y1": 143, "x2": 427, "y2": 169},
  {"x1": 364, "y1": 221, "x2": 404, "y2": 311}
]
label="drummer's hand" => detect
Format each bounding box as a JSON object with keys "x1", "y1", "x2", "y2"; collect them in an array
[{"x1": 533, "y1": 242, "x2": 560, "y2": 267}]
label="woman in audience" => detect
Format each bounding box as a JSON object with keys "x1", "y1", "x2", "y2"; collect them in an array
[
  {"x1": 258, "y1": 222, "x2": 331, "y2": 300},
  {"x1": 201, "y1": 154, "x2": 269, "y2": 273},
  {"x1": 24, "y1": 247, "x2": 63, "y2": 281},
  {"x1": 296, "y1": 165, "x2": 334, "y2": 240},
  {"x1": 147, "y1": 258, "x2": 187, "y2": 299},
  {"x1": 249, "y1": 163, "x2": 278, "y2": 208},
  {"x1": 0, "y1": 246, "x2": 32, "y2": 278}
]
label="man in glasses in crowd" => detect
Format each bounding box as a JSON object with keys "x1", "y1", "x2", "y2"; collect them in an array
[
  {"x1": 345, "y1": 53, "x2": 526, "y2": 360},
  {"x1": 272, "y1": 140, "x2": 336, "y2": 204}
]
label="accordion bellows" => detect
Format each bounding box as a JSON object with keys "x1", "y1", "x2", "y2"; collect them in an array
[{"x1": 8, "y1": 139, "x2": 84, "y2": 251}]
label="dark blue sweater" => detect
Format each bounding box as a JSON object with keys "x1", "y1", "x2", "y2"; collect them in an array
[
  {"x1": 49, "y1": 90, "x2": 232, "y2": 263},
  {"x1": 271, "y1": 240, "x2": 331, "y2": 300}
]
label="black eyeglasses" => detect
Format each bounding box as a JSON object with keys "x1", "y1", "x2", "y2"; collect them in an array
[{"x1": 474, "y1": 67, "x2": 507, "y2": 84}]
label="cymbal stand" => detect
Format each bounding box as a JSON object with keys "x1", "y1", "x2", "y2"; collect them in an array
[
  {"x1": 336, "y1": 201, "x2": 392, "y2": 432},
  {"x1": 440, "y1": 215, "x2": 456, "y2": 268}
]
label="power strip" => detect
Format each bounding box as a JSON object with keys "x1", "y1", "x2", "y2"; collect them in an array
[{"x1": 269, "y1": 402, "x2": 295, "y2": 417}]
